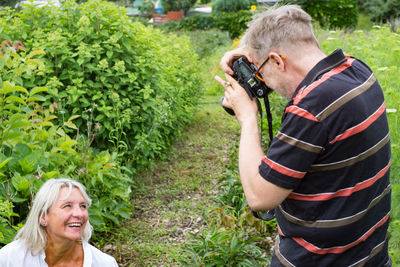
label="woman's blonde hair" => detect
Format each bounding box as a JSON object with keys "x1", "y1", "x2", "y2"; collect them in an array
[
  {"x1": 15, "y1": 178, "x2": 93, "y2": 255},
  {"x1": 241, "y1": 5, "x2": 319, "y2": 60}
]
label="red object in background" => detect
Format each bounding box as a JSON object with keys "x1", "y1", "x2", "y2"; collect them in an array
[{"x1": 167, "y1": 10, "x2": 183, "y2": 20}]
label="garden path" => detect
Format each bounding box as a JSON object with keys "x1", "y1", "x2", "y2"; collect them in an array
[{"x1": 102, "y1": 95, "x2": 239, "y2": 266}]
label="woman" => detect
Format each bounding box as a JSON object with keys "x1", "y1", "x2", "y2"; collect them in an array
[{"x1": 0, "y1": 178, "x2": 118, "y2": 266}]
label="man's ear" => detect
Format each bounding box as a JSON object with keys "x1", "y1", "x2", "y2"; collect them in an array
[{"x1": 270, "y1": 52, "x2": 285, "y2": 71}]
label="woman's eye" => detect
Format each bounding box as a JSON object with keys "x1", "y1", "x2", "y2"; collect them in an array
[
  {"x1": 63, "y1": 204, "x2": 71, "y2": 208},
  {"x1": 80, "y1": 204, "x2": 87, "y2": 209}
]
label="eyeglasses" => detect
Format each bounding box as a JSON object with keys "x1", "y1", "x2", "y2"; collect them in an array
[{"x1": 254, "y1": 55, "x2": 286, "y2": 82}]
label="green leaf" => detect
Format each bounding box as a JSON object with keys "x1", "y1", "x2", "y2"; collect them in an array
[
  {"x1": 0, "y1": 158, "x2": 13, "y2": 169},
  {"x1": 27, "y1": 95, "x2": 47, "y2": 102},
  {"x1": 11, "y1": 173, "x2": 30, "y2": 192},
  {"x1": 18, "y1": 152, "x2": 38, "y2": 173},
  {"x1": 8, "y1": 120, "x2": 30, "y2": 131},
  {"x1": 59, "y1": 139, "x2": 77, "y2": 150},
  {"x1": 104, "y1": 213, "x2": 120, "y2": 225},
  {"x1": 26, "y1": 50, "x2": 45, "y2": 59},
  {"x1": 29, "y1": 86, "x2": 48, "y2": 96},
  {"x1": 5, "y1": 96, "x2": 27, "y2": 106},
  {"x1": 1, "y1": 131, "x2": 23, "y2": 143},
  {"x1": 68, "y1": 115, "x2": 81, "y2": 121},
  {"x1": 42, "y1": 171, "x2": 59, "y2": 179},
  {"x1": 63, "y1": 121, "x2": 78, "y2": 130},
  {"x1": 3, "y1": 83, "x2": 28, "y2": 95},
  {"x1": 15, "y1": 143, "x2": 32, "y2": 157}
]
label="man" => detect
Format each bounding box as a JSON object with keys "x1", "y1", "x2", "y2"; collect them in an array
[{"x1": 215, "y1": 5, "x2": 391, "y2": 266}]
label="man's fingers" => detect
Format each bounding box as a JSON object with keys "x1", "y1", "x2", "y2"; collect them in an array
[
  {"x1": 215, "y1": 75, "x2": 234, "y2": 91},
  {"x1": 220, "y1": 52, "x2": 234, "y2": 75},
  {"x1": 220, "y1": 47, "x2": 252, "y2": 75}
]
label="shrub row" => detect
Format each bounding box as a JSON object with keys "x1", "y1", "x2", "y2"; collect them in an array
[
  {"x1": 0, "y1": 45, "x2": 132, "y2": 243},
  {"x1": 157, "y1": 10, "x2": 253, "y2": 39},
  {"x1": 1, "y1": 0, "x2": 202, "y2": 174},
  {"x1": 0, "y1": 0, "x2": 202, "y2": 244}
]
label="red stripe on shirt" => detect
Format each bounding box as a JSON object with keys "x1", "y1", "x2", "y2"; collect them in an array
[
  {"x1": 285, "y1": 105, "x2": 319, "y2": 121},
  {"x1": 288, "y1": 160, "x2": 391, "y2": 201},
  {"x1": 330, "y1": 102, "x2": 386, "y2": 144},
  {"x1": 293, "y1": 57, "x2": 356, "y2": 105},
  {"x1": 292, "y1": 211, "x2": 390, "y2": 254},
  {"x1": 262, "y1": 156, "x2": 306, "y2": 179}
]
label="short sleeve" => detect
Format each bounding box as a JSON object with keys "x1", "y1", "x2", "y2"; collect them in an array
[{"x1": 259, "y1": 109, "x2": 327, "y2": 190}]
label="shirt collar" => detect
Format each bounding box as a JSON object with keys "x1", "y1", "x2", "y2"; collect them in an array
[{"x1": 292, "y1": 48, "x2": 347, "y2": 99}]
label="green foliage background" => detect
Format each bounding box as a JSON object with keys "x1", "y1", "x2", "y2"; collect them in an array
[
  {"x1": 287, "y1": 0, "x2": 359, "y2": 29},
  {"x1": 212, "y1": 0, "x2": 257, "y2": 14},
  {"x1": 0, "y1": 46, "x2": 132, "y2": 243},
  {"x1": 0, "y1": 0, "x2": 202, "y2": 174},
  {"x1": 0, "y1": 0, "x2": 202, "y2": 245}
]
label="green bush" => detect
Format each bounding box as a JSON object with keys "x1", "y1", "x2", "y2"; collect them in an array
[
  {"x1": 291, "y1": 0, "x2": 359, "y2": 29},
  {"x1": 163, "y1": 0, "x2": 197, "y2": 14},
  {"x1": 157, "y1": 14, "x2": 216, "y2": 32},
  {"x1": 157, "y1": 9, "x2": 253, "y2": 40},
  {"x1": 213, "y1": 0, "x2": 257, "y2": 14},
  {"x1": 0, "y1": 44, "x2": 132, "y2": 244},
  {"x1": 184, "y1": 227, "x2": 268, "y2": 266},
  {"x1": 0, "y1": 0, "x2": 202, "y2": 173},
  {"x1": 359, "y1": 0, "x2": 400, "y2": 24},
  {"x1": 214, "y1": 10, "x2": 253, "y2": 39}
]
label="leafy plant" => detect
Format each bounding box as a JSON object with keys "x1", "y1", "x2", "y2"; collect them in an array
[
  {"x1": 0, "y1": 0, "x2": 202, "y2": 174},
  {"x1": 286, "y1": 0, "x2": 359, "y2": 29},
  {"x1": 212, "y1": 0, "x2": 257, "y2": 14},
  {"x1": 157, "y1": 14, "x2": 217, "y2": 32},
  {"x1": 163, "y1": 0, "x2": 197, "y2": 14},
  {"x1": 359, "y1": 0, "x2": 400, "y2": 25},
  {"x1": 184, "y1": 227, "x2": 268, "y2": 266},
  {"x1": 0, "y1": 43, "x2": 132, "y2": 244},
  {"x1": 214, "y1": 10, "x2": 253, "y2": 39}
]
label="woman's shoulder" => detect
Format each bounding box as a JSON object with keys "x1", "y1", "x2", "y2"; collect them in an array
[
  {"x1": 0, "y1": 240, "x2": 41, "y2": 266},
  {"x1": 0, "y1": 240, "x2": 26, "y2": 256},
  {"x1": 83, "y1": 242, "x2": 119, "y2": 267}
]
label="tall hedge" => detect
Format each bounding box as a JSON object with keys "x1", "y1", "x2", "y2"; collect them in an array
[
  {"x1": 0, "y1": 0, "x2": 202, "y2": 173},
  {"x1": 0, "y1": 45, "x2": 133, "y2": 243},
  {"x1": 213, "y1": 0, "x2": 257, "y2": 14},
  {"x1": 293, "y1": 0, "x2": 359, "y2": 29}
]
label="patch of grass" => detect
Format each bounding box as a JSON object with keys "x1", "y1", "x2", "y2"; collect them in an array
[{"x1": 102, "y1": 94, "x2": 240, "y2": 266}]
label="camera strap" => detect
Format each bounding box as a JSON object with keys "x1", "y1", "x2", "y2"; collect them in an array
[
  {"x1": 257, "y1": 95, "x2": 274, "y2": 147},
  {"x1": 251, "y1": 95, "x2": 276, "y2": 221}
]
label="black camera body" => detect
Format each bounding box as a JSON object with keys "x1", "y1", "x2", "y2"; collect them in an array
[
  {"x1": 221, "y1": 57, "x2": 272, "y2": 116},
  {"x1": 232, "y1": 57, "x2": 272, "y2": 99}
]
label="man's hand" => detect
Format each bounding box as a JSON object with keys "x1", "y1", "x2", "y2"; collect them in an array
[
  {"x1": 219, "y1": 47, "x2": 252, "y2": 75},
  {"x1": 214, "y1": 73, "x2": 258, "y2": 126}
]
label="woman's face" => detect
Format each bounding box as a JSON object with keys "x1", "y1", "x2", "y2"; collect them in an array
[{"x1": 44, "y1": 187, "x2": 89, "y2": 243}]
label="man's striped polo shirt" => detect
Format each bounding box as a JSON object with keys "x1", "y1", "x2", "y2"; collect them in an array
[{"x1": 259, "y1": 49, "x2": 391, "y2": 266}]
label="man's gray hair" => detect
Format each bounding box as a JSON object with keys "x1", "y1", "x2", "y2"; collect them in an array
[
  {"x1": 15, "y1": 178, "x2": 93, "y2": 255},
  {"x1": 241, "y1": 5, "x2": 319, "y2": 60}
]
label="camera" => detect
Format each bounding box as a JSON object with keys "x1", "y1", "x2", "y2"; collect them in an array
[
  {"x1": 221, "y1": 57, "x2": 272, "y2": 116},
  {"x1": 233, "y1": 57, "x2": 272, "y2": 99}
]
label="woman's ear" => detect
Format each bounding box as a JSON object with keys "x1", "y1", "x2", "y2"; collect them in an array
[{"x1": 39, "y1": 214, "x2": 47, "y2": 226}]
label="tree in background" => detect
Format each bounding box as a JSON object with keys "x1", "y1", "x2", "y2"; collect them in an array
[
  {"x1": 0, "y1": 0, "x2": 21, "y2": 7},
  {"x1": 163, "y1": 0, "x2": 197, "y2": 15},
  {"x1": 359, "y1": 0, "x2": 400, "y2": 23},
  {"x1": 212, "y1": 0, "x2": 257, "y2": 14},
  {"x1": 288, "y1": 0, "x2": 359, "y2": 29}
]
